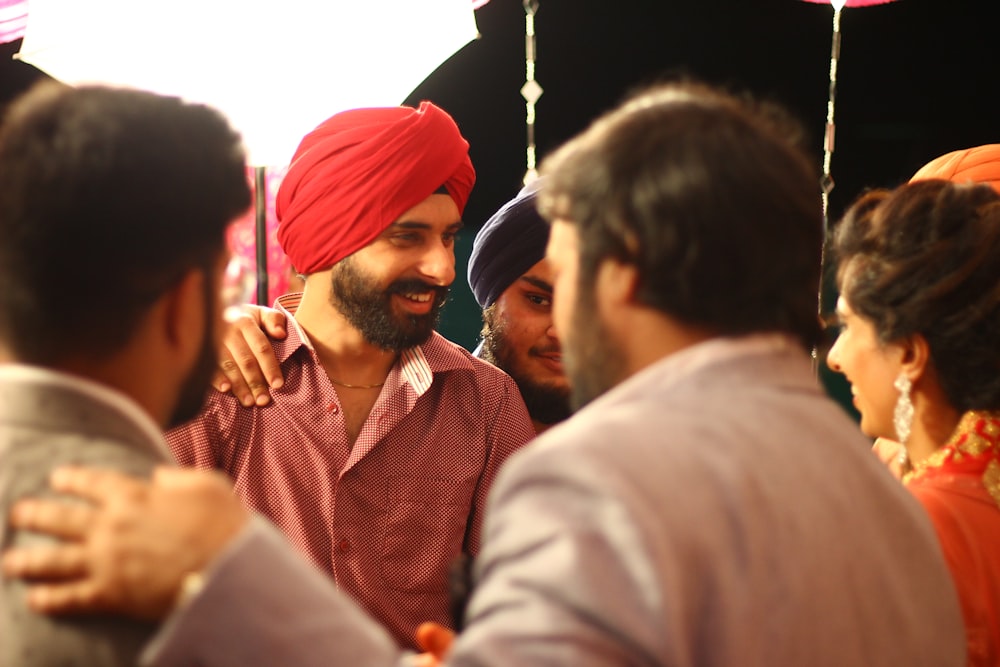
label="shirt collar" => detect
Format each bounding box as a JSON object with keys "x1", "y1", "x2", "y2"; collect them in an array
[
  {"x1": 273, "y1": 293, "x2": 475, "y2": 397},
  {"x1": 593, "y1": 332, "x2": 806, "y2": 409}
]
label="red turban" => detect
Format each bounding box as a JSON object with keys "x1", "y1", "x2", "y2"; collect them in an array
[
  {"x1": 910, "y1": 144, "x2": 1000, "y2": 194},
  {"x1": 276, "y1": 101, "x2": 475, "y2": 275}
]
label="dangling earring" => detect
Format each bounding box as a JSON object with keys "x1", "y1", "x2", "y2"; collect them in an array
[{"x1": 893, "y1": 373, "x2": 914, "y2": 467}]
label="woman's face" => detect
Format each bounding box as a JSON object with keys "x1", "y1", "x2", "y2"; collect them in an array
[{"x1": 826, "y1": 296, "x2": 905, "y2": 440}]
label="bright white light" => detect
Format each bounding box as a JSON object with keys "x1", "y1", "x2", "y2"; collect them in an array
[
  {"x1": 17, "y1": 0, "x2": 480, "y2": 167},
  {"x1": 831, "y1": 0, "x2": 848, "y2": 9}
]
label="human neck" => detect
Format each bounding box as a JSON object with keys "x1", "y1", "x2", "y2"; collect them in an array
[
  {"x1": 294, "y1": 283, "x2": 399, "y2": 387},
  {"x1": 58, "y1": 347, "x2": 172, "y2": 428},
  {"x1": 619, "y1": 310, "x2": 716, "y2": 380},
  {"x1": 905, "y1": 394, "x2": 961, "y2": 467}
]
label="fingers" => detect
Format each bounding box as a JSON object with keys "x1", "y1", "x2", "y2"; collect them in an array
[
  {"x1": 2, "y1": 543, "x2": 88, "y2": 581},
  {"x1": 412, "y1": 655, "x2": 441, "y2": 667},
  {"x1": 259, "y1": 307, "x2": 288, "y2": 340},
  {"x1": 210, "y1": 367, "x2": 233, "y2": 394},
  {"x1": 25, "y1": 581, "x2": 112, "y2": 615},
  {"x1": 151, "y1": 466, "x2": 233, "y2": 494},
  {"x1": 4, "y1": 465, "x2": 238, "y2": 622},
  {"x1": 415, "y1": 622, "x2": 436, "y2": 653},
  {"x1": 48, "y1": 466, "x2": 148, "y2": 505},
  {"x1": 217, "y1": 312, "x2": 284, "y2": 407},
  {"x1": 871, "y1": 437, "x2": 903, "y2": 464},
  {"x1": 414, "y1": 622, "x2": 456, "y2": 658},
  {"x1": 216, "y1": 351, "x2": 256, "y2": 407},
  {"x1": 7, "y1": 497, "x2": 95, "y2": 541},
  {"x1": 871, "y1": 438, "x2": 906, "y2": 480},
  {"x1": 241, "y1": 305, "x2": 286, "y2": 384}
]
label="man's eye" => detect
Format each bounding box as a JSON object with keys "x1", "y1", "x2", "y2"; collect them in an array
[{"x1": 527, "y1": 294, "x2": 551, "y2": 308}]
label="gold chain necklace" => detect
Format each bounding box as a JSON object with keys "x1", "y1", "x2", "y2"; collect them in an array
[{"x1": 328, "y1": 377, "x2": 385, "y2": 390}]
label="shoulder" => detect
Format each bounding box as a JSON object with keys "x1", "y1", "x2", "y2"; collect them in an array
[
  {"x1": 907, "y1": 476, "x2": 1000, "y2": 534},
  {"x1": 169, "y1": 387, "x2": 242, "y2": 428},
  {"x1": 421, "y1": 332, "x2": 519, "y2": 391}
]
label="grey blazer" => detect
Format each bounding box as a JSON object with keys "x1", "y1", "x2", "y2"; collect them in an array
[
  {"x1": 0, "y1": 366, "x2": 168, "y2": 667},
  {"x1": 147, "y1": 336, "x2": 966, "y2": 667}
]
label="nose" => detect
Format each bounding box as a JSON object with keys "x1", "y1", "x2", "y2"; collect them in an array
[
  {"x1": 826, "y1": 335, "x2": 843, "y2": 373},
  {"x1": 545, "y1": 320, "x2": 559, "y2": 341},
  {"x1": 418, "y1": 241, "x2": 456, "y2": 287}
]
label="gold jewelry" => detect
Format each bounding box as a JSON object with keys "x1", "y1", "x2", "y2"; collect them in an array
[{"x1": 329, "y1": 377, "x2": 385, "y2": 390}]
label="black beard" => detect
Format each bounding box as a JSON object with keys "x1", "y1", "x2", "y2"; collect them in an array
[
  {"x1": 167, "y1": 279, "x2": 218, "y2": 429},
  {"x1": 330, "y1": 257, "x2": 448, "y2": 352},
  {"x1": 480, "y1": 319, "x2": 571, "y2": 426},
  {"x1": 564, "y1": 282, "x2": 626, "y2": 412}
]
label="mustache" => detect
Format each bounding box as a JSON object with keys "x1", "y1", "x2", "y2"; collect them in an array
[
  {"x1": 530, "y1": 343, "x2": 561, "y2": 357},
  {"x1": 386, "y1": 278, "x2": 450, "y2": 303}
]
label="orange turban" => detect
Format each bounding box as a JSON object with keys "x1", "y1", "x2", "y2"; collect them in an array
[
  {"x1": 910, "y1": 144, "x2": 1000, "y2": 194},
  {"x1": 276, "y1": 101, "x2": 475, "y2": 275}
]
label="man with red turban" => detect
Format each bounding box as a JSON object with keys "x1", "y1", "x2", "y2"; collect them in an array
[{"x1": 162, "y1": 101, "x2": 535, "y2": 649}]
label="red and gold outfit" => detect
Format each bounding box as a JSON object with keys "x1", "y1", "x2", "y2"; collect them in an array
[{"x1": 905, "y1": 411, "x2": 1000, "y2": 667}]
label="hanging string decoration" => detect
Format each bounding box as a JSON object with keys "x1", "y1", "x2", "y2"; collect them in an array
[{"x1": 521, "y1": 0, "x2": 541, "y2": 185}]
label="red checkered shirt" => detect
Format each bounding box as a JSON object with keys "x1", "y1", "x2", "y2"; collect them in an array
[{"x1": 165, "y1": 294, "x2": 535, "y2": 648}]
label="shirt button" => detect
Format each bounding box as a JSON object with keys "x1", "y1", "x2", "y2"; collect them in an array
[
  {"x1": 337, "y1": 538, "x2": 351, "y2": 553},
  {"x1": 328, "y1": 403, "x2": 339, "y2": 414}
]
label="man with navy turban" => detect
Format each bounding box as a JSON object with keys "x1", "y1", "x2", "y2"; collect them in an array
[
  {"x1": 468, "y1": 179, "x2": 571, "y2": 432},
  {"x1": 162, "y1": 101, "x2": 534, "y2": 649}
]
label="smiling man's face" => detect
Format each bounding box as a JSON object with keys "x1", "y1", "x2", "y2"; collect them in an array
[
  {"x1": 329, "y1": 193, "x2": 461, "y2": 351},
  {"x1": 480, "y1": 257, "x2": 571, "y2": 428}
]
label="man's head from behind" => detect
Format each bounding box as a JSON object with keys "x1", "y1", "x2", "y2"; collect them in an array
[
  {"x1": 538, "y1": 81, "x2": 824, "y2": 409},
  {"x1": 276, "y1": 101, "x2": 475, "y2": 351},
  {"x1": 0, "y1": 83, "x2": 251, "y2": 425},
  {"x1": 468, "y1": 180, "x2": 570, "y2": 427}
]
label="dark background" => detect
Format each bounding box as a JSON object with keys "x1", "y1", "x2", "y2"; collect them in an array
[{"x1": 3, "y1": 0, "x2": 998, "y2": 414}]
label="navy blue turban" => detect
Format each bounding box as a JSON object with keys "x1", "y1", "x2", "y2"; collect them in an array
[{"x1": 467, "y1": 178, "x2": 549, "y2": 308}]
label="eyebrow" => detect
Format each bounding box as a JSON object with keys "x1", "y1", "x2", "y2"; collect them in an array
[
  {"x1": 821, "y1": 311, "x2": 844, "y2": 329},
  {"x1": 388, "y1": 220, "x2": 464, "y2": 233},
  {"x1": 519, "y1": 276, "x2": 553, "y2": 293}
]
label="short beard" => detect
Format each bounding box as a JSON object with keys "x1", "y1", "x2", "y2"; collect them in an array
[
  {"x1": 480, "y1": 307, "x2": 571, "y2": 426},
  {"x1": 564, "y1": 275, "x2": 626, "y2": 412},
  {"x1": 330, "y1": 256, "x2": 448, "y2": 352},
  {"x1": 167, "y1": 269, "x2": 219, "y2": 429}
]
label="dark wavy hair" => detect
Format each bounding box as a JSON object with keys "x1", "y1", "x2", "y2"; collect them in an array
[
  {"x1": 536, "y1": 80, "x2": 824, "y2": 350},
  {"x1": 0, "y1": 83, "x2": 251, "y2": 364},
  {"x1": 832, "y1": 179, "x2": 1000, "y2": 412}
]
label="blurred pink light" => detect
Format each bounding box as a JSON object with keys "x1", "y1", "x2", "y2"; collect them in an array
[
  {"x1": 800, "y1": 0, "x2": 898, "y2": 6},
  {"x1": 472, "y1": 0, "x2": 491, "y2": 7},
  {"x1": 0, "y1": 0, "x2": 28, "y2": 44}
]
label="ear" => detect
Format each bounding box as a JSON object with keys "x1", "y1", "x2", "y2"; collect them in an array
[
  {"x1": 595, "y1": 258, "x2": 640, "y2": 309},
  {"x1": 898, "y1": 332, "x2": 931, "y2": 383}
]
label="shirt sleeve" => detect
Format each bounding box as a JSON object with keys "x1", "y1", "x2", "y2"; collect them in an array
[{"x1": 463, "y1": 373, "x2": 535, "y2": 555}]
